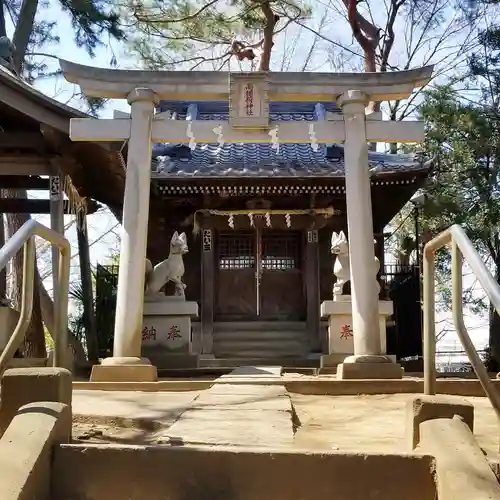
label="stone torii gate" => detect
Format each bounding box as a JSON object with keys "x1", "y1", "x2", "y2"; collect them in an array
[{"x1": 59, "y1": 60, "x2": 433, "y2": 382}]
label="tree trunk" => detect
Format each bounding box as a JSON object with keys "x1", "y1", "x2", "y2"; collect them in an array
[
  {"x1": 77, "y1": 218, "x2": 99, "y2": 363},
  {"x1": 0, "y1": 0, "x2": 7, "y2": 39},
  {"x1": 12, "y1": 0, "x2": 39, "y2": 74},
  {"x1": 488, "y1": 262, "x2": 500, "y2": 371},
  {"x1": 258, "y1": 0, "x2": 277, "y2": 72},
  {"x1": 0, "y1": 213, "x2": 5, "y2": 299},
  {"x1": 39, "y1": 280, "x2": 87, "y2": 362},
  {"x1": 4, "y1": 190, "x2": 46, "y2": 357}
]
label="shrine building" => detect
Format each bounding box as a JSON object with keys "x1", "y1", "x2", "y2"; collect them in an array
[{"x1": 147, "y1": 99, "x2": 429, "y2": 364}]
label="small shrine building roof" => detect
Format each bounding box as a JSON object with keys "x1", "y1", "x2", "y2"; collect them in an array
[{"x1": 151, "y1": 101, "x2": 429, "y2": 180}]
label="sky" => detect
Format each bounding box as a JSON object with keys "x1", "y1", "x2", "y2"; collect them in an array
[{"x1": 4, "y1": 0, "x2": 491, "y2": 357}]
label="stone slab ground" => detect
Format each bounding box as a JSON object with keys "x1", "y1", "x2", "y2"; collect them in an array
[
  {"x1": 72, "y1": 390, "x2": 200, "y2": 444},
  {"x1": 70, "y1": 388, "x2": 500, "y2": 463},
  {"x1": 71, "y1": 373, "x2": 296, "y2": 448},
  {"x1": 291, "y1": 393, "x2": 500, "y2": 461},
  {"x1": 156, "y1": 383, "x2": 294, "y2": 448}
]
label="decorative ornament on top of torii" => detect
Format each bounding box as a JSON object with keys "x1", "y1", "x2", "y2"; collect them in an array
[{"x1": 58, "y1": 58, "x2": 433, "y2": 378}]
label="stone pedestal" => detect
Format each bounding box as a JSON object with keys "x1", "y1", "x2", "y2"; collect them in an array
[
  {"x1": 141, "y1": 297, "x2": 199, "y2": 369},
  {"x1": 90, "y1": 356, "x2": 157, "y2": 382},
  {"x1": 320, "y1": 298, "x2": 396, "y2": 369}
]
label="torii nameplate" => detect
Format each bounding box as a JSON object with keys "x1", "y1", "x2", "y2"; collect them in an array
[{"x1": 229, "y1": 73, "x2": 269, "y2": 130}]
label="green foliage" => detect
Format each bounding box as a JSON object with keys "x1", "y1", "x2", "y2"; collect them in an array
[
  {"x1": 420, "y1": 85, "x2": 500, "y2": 267},
  {"x1": 67, "y1": 275, "x2": 97, "y2": 352},
  {"x1": 58, "y1": 0, "x2": 124, "y2": 57},
  {"x1": 122, "y1": 0, "x2": 311, "y2": 70},
  {"x1": 415, "y1": 9, "x2": 500, "y2": 358},
  {"x1": 417, "y1": 83, "x2": 500, "y2": 319}
]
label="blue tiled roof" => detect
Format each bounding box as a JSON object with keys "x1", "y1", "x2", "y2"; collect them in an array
[{"x1": 151, "y1": 102, "x2": 427, "y2": 179}]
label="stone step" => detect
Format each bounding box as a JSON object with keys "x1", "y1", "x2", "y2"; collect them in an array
[
  {"x1": 53, "y1": 445, "x2": 437, "y2": 500},
  {"x1": 214, "y1": 321, "x2": 307, "y2": 332},
  {"x1": 214, "y1": 347, "x2": 307, "y2": 359},
  {"x1": 213, "y1": 330, "x2": 306, "y2": 341},
  {"x1": 213, "y1": 328, "x2": 309, "y2": 358},
  {"x1": 199, "y1": 357, "x2": 319, "y2": 368},
  {"x1": 214, "y1": 337, "x2": 307, "y2": 348}
]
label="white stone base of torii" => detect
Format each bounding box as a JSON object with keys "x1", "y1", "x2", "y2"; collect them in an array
[{"x1": 59, "y1": 60, "x2": 433, "y2": 382}]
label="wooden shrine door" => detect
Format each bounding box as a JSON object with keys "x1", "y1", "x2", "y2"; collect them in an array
[
  {"x1": 215, "y1": 230, "x2": 305, "y2": 321},
  {"x1": 260, "y1": 231, "x2": 305, "y2": 320},
  {"x1": 216, "y1": 231, "x2": 257, "y2": 319}
]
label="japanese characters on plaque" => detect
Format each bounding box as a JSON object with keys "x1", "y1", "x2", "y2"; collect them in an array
[
  {"x1": 202, "y1": 229, "x2": 212, "y2": 252},
  {"x1": 229, "y1": 73, "x2": 269, "y2": 129},
  {"x1": 167, "y1": 325, "x2": 182, "y2": 341},
  {"x1": 307, "y1": 230, "x2": 319, "y2": 243},
  {"x1": 244, "y1": 83, "x2": 254, "y2": 116},
  {"x1": 339, "y1": 324, "x2": 353, "y2": 340},
  {"x1": 142, "y1": 324, "x2": 182, "y2": 342},
  {"x1": 142, "y1": 326, "x2": 156, "y2": 341},
  {"x1": 49, "y1": 176, "x2": 61, "y2": 200}
]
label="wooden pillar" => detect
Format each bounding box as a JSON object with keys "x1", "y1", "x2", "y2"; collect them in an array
[
  {"x1": 49, "y1": 176, "x2": 64, "y2": 319},
  {"x1": 306, "y1": 229, "x2": 320, "y2": 352},
  {"x1": 0, "y1": 212, "x2": 6, "y2": 300},
  {"x1": 201, "y1": 228, "x2": 214, "y2": 354},
  {"x1": 375, "y1": 232, "x2": 385, "y2": 269},
  {"x1": 77, "y1": 216, "x2": 98, "y2": 362},
  {"x1": 375, "y1": 232, "x2": 385, "y2": 298}
]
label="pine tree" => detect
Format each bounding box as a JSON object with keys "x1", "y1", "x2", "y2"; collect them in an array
[
  {"x1": 123, "y1": 0, "x2": 310, "y2": 71},
  {"x1": 417, "y1": 4, "x2": 500, "y2": 367}
]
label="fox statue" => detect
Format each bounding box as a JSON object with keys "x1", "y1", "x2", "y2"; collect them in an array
[
  {"x1": 145, "y1": 231, "x2": 189, "y2": 297},
  {"x1": 330, "y1": 230, "x2": 380, "y2": 297},
  {"x1": 331, "y1": 231, "x2": 350, "y2": 296}
]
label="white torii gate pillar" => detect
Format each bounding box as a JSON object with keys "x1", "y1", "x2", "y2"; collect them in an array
[
  {"x1": 91, "y1": 88, "x2": 159, "y2": 383},
  {"x1": 336, "y1": 90, "x2": 402, "y2": 380}
]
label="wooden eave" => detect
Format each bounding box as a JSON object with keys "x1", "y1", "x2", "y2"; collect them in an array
[
  {"x1": 152, "y1": 166, "x2": 429, "y2": 196},
  {"x1": 0, "y1": 66, "x2": 158, "y2": 221}
]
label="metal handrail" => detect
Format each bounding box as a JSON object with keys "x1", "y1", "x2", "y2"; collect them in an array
[
  {"x1": 423, "y1": 224, "x2": 500, "y2": 422},
  {"x1": 0, "y1": 220, "x2": 70, "y2": 374}
]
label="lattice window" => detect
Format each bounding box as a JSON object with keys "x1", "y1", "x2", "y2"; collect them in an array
[
  {"x1": 218, "y1": 233, "x2": 255, "y2": 270},
  {"x1": 262, "y1": 232, "x2": 300, "y2": 270}
]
